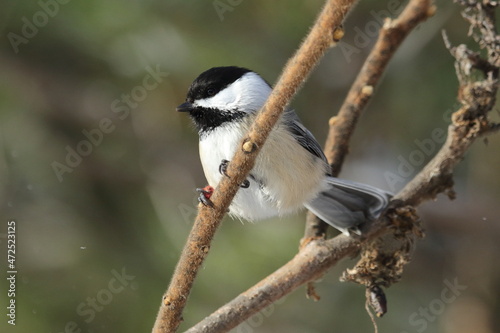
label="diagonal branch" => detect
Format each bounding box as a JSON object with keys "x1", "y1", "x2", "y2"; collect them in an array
[
  {"x1": 152, "y1": 0, "x2": 357, "y2": 332},
  {"x1": 324, "y1": 2, "x2": 436, "y2": 174}
]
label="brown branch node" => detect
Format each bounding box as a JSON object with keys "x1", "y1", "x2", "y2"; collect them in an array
[{"x1": 340, "y1": 207, "x2": 423, "y2": 288}]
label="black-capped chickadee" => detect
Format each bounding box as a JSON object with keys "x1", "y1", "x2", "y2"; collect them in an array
[{"x1": 177, "y1": 66, "x2": 391, "y2": 235}]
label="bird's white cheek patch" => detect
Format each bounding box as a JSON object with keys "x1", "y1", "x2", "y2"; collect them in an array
[{"x1": 194, "y1": 89, "x2": 238, "y2": 111}]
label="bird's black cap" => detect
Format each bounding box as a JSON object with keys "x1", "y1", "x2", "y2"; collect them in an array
[{"x1": 184, "y1": 66, "x2": 252, "y2": 103}]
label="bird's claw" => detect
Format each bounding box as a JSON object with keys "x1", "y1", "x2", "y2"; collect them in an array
[
  {"x1": 219, "y1": 159, "x2": 230, "y2": 177},
  {"x1": 196, "y1": 185, "x2": 215, "y2": 207},
  {"x1": 218, "y1": 159, "x2": 250, "y2": 188}
]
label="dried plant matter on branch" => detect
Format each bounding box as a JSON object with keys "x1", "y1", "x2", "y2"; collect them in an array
[{"x1": 397, "y1": 0, "x2": 499, "y2": 205}]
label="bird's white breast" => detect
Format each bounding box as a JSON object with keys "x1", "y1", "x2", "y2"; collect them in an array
[
  {"x1": 199, "y1": 121, "x2": 246, "y2": 187},
  {"x1": 199, "y1": 116, "x2": 327, "y2": 222}
]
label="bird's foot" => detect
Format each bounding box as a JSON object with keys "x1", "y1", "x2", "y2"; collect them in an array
[
  {"x1": 196, "y1": 185, "x2": 215, "y2": 207},
  {"x1": 218, "y1": 159, "x2": 250, "y2": 188},
  {"x1": 219, "y1": 159, "x2": 230, "y2": 177}
]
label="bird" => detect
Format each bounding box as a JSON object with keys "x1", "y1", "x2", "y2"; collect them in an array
[{"x1": 176, "y1": 66, "x2": 391, "y2": 235}]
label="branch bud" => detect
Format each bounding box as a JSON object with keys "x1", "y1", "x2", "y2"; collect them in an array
[
  {"x1": 332, "y1": 26, "x2": 345, "y2": 43},
  {"x1": 242, "y1": 139, "x2": 257, "y2": 153}
]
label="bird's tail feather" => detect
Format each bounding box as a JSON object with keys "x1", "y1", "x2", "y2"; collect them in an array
[{"x1": 304, "y1": 177, "x2": 392, "y2": 235}]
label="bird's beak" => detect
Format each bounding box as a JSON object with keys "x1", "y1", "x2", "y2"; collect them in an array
[{"x1": 176, "y1": 101, "x2": 194, "y2": 112}]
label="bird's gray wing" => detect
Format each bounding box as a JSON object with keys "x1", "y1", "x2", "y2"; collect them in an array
[
  {"x1": 283, "y1": 110, "x2": 392, "y2": 235},
  {"x1": 283, "y1": 110, "x2": 328, "y2": 164}
]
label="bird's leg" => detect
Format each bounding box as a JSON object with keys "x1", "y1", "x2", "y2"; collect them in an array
[
  {"x1": 218, "y1": 159, "x2": 250, "y2": 188},
  {"x1": 196, "y1": 185, "x2": 214, "y2": 207}
]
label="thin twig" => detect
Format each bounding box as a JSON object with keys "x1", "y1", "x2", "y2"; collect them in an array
[
  {"x1": 303, "y1": 0, "x2": 436, "y2": 240},
  {"x1": 324, "y1": 2, "x2": 437, "y2": 174},
  {"x1": 152, "y1": 0, "x2": 357, "y2": 332}
]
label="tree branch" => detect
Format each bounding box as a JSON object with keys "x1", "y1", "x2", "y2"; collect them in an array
[
  {"x1": 185, "y1": 235, "x2": 359, "y2": 333},
  {"x1": 302, "y1": 0, "x2": 436, "y2": 299},
  {"x1": 152, "y1": 0, "x2": 357, "y2": 332},
  {"x1": 340, "y1": 0, "x2": 499, "y2": 312},
  {"x1": 324, "y1": 2, "x2": 436, "y2": 174},
  {"x1": 303, "y1": 0, "x2": 436, "y2": 239},
  {"x1": 398, "y1": 0, "x2": 499, "y2": 205}
]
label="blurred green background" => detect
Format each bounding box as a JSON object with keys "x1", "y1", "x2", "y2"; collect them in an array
[{"x1": 0, "y1": 1, "x2": 499, "y2": 332}]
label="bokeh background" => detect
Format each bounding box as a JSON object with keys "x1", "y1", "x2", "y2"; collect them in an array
[{"x1": 1, "y1": 1, "x2": 499, "y2": 332}]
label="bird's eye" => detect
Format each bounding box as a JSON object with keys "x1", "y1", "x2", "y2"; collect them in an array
[{"x1": 206, "y1": 87, "x2": 216, "y2": 96}]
